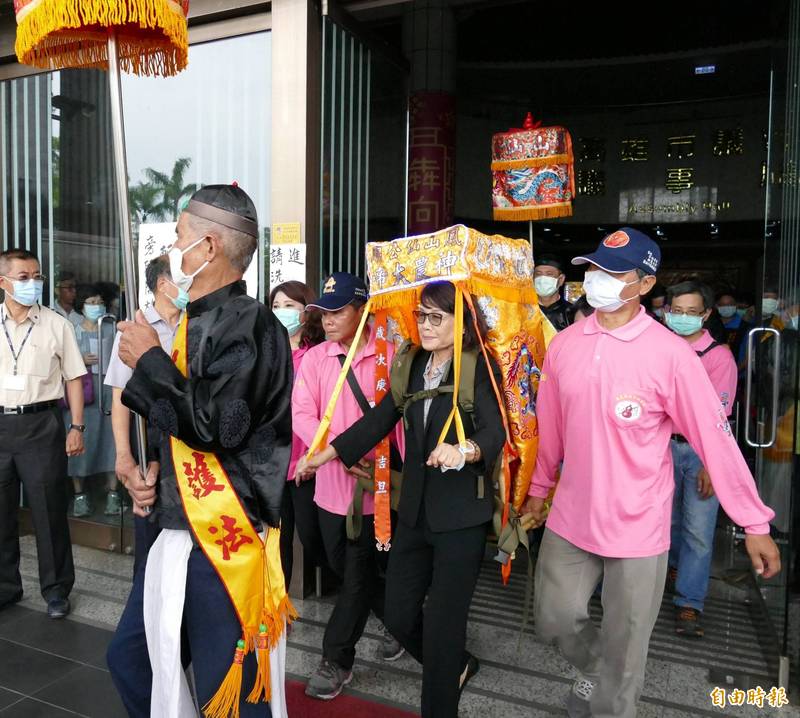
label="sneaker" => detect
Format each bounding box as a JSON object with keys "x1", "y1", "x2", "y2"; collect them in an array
[
  {"x1": 305, "y1": 659, "x2": 353, "y2": 700},
  {"x1": 566, "y1": 676, "x2": 595, "y2": 718},
  {"x1": 379, "y1": 624, "x2": 405, "y2": 662},
  {"x1": 675, "y1": 607, "x2": 704, "y2": 637},
  {"x1": 72, "y1": 493, "x2": 92, "y2": 518},
  {"x1": 104, "y1": 490, "x2": 124, "y2": 516}
]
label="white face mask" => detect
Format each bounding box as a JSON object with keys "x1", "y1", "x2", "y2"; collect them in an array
[
  {"x1": 534, "y1": 275, "x2": 560, "y2": 298},
  {"x1": 762, "y1": 297, "x2": 779, "y2": 317},
  {"x1": 168, "y1": 236, "x2": 209, "y2": 292},
  {"x1": 717, "y1": 305, "x2": 737, "y2": 319},
  {"x1": 583, "y1": 270, "x2": 640, "y2": 313}
]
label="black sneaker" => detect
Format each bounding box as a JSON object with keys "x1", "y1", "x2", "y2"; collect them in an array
[
  {"x1": 305, "y1": 659, "x2": 353, "y2": 700},
  {"x1": 675, "y1": 607, "x2": 704, "y2": 637},
  {"x1": 379, "y1": 623, "x2": 405, "y2": 662}
]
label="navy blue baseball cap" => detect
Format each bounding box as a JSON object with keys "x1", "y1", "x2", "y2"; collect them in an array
[
  {"x1": 307, "y1": 272, "x2": 369, "y2": 311},
  {"x1": 571, "y1": 227, "x2": 661, "y2": 275}
]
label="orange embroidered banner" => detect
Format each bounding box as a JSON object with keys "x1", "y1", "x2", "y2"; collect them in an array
[{"x1": 373, "y1": 310, "x2": 392, "y2": 550}]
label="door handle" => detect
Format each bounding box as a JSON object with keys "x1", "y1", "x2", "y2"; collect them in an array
[
  {"x1": 97, "y1": 313, "x2": 117, "y2": 417},
  {"x1": 744, "y1": 326, "x2": 781, "y2": 448}
]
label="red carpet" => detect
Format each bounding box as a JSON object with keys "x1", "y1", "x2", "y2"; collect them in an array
[{"x1": 286, "y1": 680, "x2": 418, "y2": 717}]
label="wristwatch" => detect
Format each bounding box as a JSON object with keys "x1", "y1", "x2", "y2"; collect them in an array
[{"x1": 69, "y1": 424, "x2": 86, "y2": 433}]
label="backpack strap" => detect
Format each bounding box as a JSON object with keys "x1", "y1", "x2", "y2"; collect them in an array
[
  {"x1": 390, "y1": 339, "x2": 421, "y2": 408},
  {"x1": 696, "y1": 341, "x2": 723, "y2": 358},
  {"x1": 389, "y1": 342, "x2": 480, "y2": 428}
]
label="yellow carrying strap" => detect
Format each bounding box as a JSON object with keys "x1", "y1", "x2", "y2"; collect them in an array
[
  {"x1": 306, "y1": 298, "x2": 373, "y2": 457},
  {"x1": 437, "y1": 285, "x2": 467, "y2": 447}
]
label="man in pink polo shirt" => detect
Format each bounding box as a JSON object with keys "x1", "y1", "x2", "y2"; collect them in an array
[
  {"x1": 292, "y1": 272, "x2": 404, "y2": 700},
  {"x1": 664, "y1": 280, "x2": 738, "y2": 639},
  {"x1": 523, "y1": 228, "x2": 779, "y2": 718}
]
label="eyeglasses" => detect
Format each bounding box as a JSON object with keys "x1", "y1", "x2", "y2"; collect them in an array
[{"x1": 413, "y1": 310, "x2": 445, "y2": 327}]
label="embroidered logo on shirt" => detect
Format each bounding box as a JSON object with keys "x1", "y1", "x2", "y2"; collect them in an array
[
  {"x1": 717, "y1": 408, "x2": 733, "y2": 436},
  {"x1": 603, "y1": 231, "x2": 630, "y2": 248},
  {"x1": 720, "y1": 391, "x2": 730, "y2": 409},
  {"x1": 614, "y1": 395, "x2": 644, "y2": 422}
]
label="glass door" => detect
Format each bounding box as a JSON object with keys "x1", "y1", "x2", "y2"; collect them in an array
[
  {"x1": 744, "y1": 0, "x2": 800, "y2": 687},
  {"x1": 0, "y1": 28, "x2": 272, "y2": 557}
]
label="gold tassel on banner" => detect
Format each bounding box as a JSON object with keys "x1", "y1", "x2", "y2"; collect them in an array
[
  {"x1": 246, "y1": 624, "x2": 272, "y2": 704},
  {"x1": 203, "y1": 639, "x2": 246, "y2": 718}
]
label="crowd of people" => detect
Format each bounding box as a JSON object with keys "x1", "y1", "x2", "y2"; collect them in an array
[{"x1": 0, "y1": 189, "x2": 786, "y2": 718}]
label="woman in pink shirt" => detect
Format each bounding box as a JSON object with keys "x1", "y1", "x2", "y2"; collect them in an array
[{"x1": 270, "y1": 281, "x2": 325, "y2": 590}]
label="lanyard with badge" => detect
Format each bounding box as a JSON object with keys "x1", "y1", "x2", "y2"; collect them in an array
[{"x1": 1, "y1": 310, "x2": 34, "y2": 392}]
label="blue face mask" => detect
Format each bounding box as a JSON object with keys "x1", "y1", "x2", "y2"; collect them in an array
[
  {"x1": 666, "y1": 312, "x2": 704, "y2": 336},
  {"x1": 4, "y1": 277, "x2": 43, "y2": 307},
  {"x1": 166, "y1": 281, "x2": 190, "y2": 311},
  {"x1": 83, "y1": 304, "x2": 106, "y2": 322},
  {"x1": 273, "y1": 307, "x2": 303, "y2": 336}
]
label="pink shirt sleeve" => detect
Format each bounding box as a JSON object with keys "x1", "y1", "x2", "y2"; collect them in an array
[
  {"x1": 529, "y1": 347, "x2": 564, "y2": 498},
  {"x1": 291, "y1": 351, "x2": 325, "y2": 449},
  {"x1": 666, "y1": 351, "x2": 774, "y2": 534},
  {"x1": 706, "y1": 347, "x2": 738, "y2": 417}
]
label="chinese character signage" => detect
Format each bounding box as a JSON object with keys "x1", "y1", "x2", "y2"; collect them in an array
[
  {"x1": 269, "y1": 243, "x2": 306, "y2": 288},
  {"x1": 366, "y1": 224, "x2": 534, "y2": 297},
  {"x1": 137, "y1": 222, "x2": 177, "y2": 310},
  {"x1": 271, "y1": 221, "x2": 302, "y2": 245},
  {"x1": 408, "y1": 92, "x2": 456, "y2": 234}
]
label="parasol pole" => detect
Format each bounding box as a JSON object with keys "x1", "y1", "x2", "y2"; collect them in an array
[
  {"x1": 107, "y1": 30, "x2": 149, "y2": 492},
  {"x1": 529, "y1": 220, "x2": 533, "y2": 244}
]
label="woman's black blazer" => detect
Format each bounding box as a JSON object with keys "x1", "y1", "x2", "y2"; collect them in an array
[{"x1": 332, "y1": 348, "x2": 505, "y2": 532}]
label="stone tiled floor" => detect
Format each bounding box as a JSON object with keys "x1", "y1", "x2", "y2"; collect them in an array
[{"x1": 2, "y1": 535, "x2": 799, "y2": 717}]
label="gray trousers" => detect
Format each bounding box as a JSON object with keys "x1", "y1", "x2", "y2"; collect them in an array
[{"x1": 534, "y1": 528, "x2": 667, "y2": 718}]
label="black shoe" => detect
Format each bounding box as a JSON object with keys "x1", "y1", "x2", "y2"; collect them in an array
[
  {"x1": 675, "y1": 607, "x2": 703, "y2": 637},
  {"x1": 458, "y1": 654, "x2": 480, "y2": 698},
  {"x1": 47, "y1": 598, "x2": 70, "y2": 620}
]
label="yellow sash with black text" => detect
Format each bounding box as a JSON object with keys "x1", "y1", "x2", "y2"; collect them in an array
[{"x1": 170, "y1": 314, "x2": 295, "y2": 718}]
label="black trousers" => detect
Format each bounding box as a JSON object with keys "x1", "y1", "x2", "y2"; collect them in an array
[
  {"x1": 318, "y1": 508, "x2": 389, "y2": 670},
  {"x1": 279, "y1": 477, "x2": 325, "y2": 589},
  {"x1": 0, "y1": 408, "x2": 74, "y2": 603},
  {"x1": 384, "y1": 507, "x2": 488, "y2": 718}
]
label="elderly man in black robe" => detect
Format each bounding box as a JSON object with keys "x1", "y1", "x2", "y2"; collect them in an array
[{"x1": 106, "y1": 185, "x2": 293, "y2": 718}]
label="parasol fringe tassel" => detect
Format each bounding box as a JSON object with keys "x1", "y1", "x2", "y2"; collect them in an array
[
  {"x1": 369, "y1": 282, "x2": 536, "y2": 312},
  {"x1": 493, "y1": 204, "x2": 574, "y2": 222},
  {"x1": 15, "y1": 0, "x2": 188, "y2": 77}
]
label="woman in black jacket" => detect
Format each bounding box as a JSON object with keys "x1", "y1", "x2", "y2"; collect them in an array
[{"x1": 296, "y1": 280, "x2": 506, "y2": 718}]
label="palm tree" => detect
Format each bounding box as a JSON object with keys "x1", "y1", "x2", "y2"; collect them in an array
[
  {"x1": 129, "y1": 181, "x2": 166, "y2": 223},
  {"x1": 144, "y1": 157, "x2": 198, "y2": 221}
]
